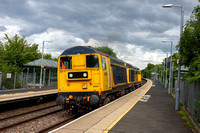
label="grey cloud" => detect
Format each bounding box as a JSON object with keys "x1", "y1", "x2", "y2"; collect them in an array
[
  {"x1": 0, "y1": 26, "x2": 6, "y2": 31},
  {"x1": 0, "y1": 0, "x2": 199, "y2": 54}
]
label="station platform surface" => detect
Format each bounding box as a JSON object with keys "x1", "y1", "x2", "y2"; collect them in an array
[
  {"x1": 0, "y1": 86, "x2": 57, "y2": 103},
  {"x1": 109, "y1": 80, "x2": 192, "y2": 133},
  {"x1": 50, "y1": 79, "x2": 192, "y2": 133}
]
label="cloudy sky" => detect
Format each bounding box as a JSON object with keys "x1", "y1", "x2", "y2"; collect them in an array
[{"x1": 0, "y1": 0, "x2": 199, "y2": 69}]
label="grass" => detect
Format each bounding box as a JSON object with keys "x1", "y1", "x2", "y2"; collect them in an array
[{"x1": 178, "y1": 107, "x2": 195, "y2": 129}]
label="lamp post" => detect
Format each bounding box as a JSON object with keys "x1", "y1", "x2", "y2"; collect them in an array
[
  {"x1": 162, "y1": 4, "x2": 184, "y2": 111},
  {"x1": 163, "y1": 60, "x2": 165, "y2": 85},
  {"x1": 165, "y1": 53, "x2": 168, "y2": 89},
  {"x1": 39, "y1": 41, "x2": 51, "y2": 89},
  {"x1": 162, "y1": 40, "x2": 173, "y2": 94}
]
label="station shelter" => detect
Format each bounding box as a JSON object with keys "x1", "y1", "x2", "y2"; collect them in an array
[{"x1": 23, "y1": 59, "x2": 57, "y2": 88}]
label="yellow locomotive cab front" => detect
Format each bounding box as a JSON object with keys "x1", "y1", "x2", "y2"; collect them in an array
[{"x1": 58, "y1": 54, "x2": 101, "y2": 93}]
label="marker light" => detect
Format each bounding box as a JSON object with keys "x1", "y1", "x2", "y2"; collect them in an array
[
  {"x1": 69, "y1": 95, "x2": 73, "y2": 100},
  {"x1": 87, "y1": 96, "x2": 90, "y2": 102},
  {"x1": 83, "y1": 95, "x2": 87, "y2": 100}
]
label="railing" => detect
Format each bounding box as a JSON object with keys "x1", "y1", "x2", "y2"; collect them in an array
[
  {"x1": 0, "y1": 72, "x2": 57, "y2": 90},
  {"x1": 175, "y1": 78, "x2": 200, "y2": 126}
]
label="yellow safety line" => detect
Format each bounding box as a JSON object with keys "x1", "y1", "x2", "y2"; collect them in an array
[{"x1": 103, "y1": 80, "x2": 152, "y2": 133}]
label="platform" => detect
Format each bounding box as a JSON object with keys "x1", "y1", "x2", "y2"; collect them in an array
[
  {"x1": 109, "y1": 80, "x2": 192, "y2": 133},
  {"x1": 50, "y1": 79, "x2": 192, "y2": 133},
  {"x1": 0, "y1": 87, "x2": 57, "y2": 103},
  {"x1": 50, "y1": 79, "x2": 152, "y2": 133}
]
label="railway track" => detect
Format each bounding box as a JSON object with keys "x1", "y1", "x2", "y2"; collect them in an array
[
  {"x1": 0, "y1": 101, "x2": 76, "y2": 132},
  {"x1": 0, "y1": 80, "x2": 147, "y2": 132},
  {"x1": 39, "y1": 115, "x2": 76, "y2": 132}
]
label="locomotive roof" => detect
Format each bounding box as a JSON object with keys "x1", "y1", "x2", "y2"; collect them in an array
[
  {"x1": 61, "y1": 46, "x2": 139, "y2": 69},
  {"x1": 126, "y1": 63, "x2": 139, "y2": 70},
  {"x1": 61, "y1": 46, "x2": 101, "y2": 55}
]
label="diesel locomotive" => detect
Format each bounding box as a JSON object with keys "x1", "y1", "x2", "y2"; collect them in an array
[{"x1": 56, "y1": 46, "x2": 141, "y2": 114}]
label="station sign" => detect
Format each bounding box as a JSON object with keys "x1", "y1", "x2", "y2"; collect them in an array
[{"x1": 7, "y1": 73, "x2": 11, "y2": 78}]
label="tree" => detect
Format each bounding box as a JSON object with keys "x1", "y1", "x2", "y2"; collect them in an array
[
  {"x1": 97, "y1": 46, "x2": 117, "y2": 58},
  {"x1": 43, "y1": 53, "x2": 53, "y2": 60},
  {"x1": 0, "y1": 41, "x2": 4, "y2": 71},
  {"x1": 43, "y1": 53, "x2": 58, "y2": 61},
  {"x1": 177, "y1": 5, "x2": 200, "y2": 83},
  {"x1": 1, "y1": 34, "x2": 41, "y2": 72},
  {"x1": 142, "y1": 63, "x2": 155, "y2": 78}
]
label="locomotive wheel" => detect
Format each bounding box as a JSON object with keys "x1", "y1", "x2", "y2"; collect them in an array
[
  {"x1": 103, "y1": 97, "x2": 110, "y2": 105},
  {"x1": 108, "y1": 95, "x2": 115, "y2": 101}
]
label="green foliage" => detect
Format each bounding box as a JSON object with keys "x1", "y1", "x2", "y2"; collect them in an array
[
  {"x1": 141, "y1": 63, "x2": 155, "y2": 78},
  {"x1": 1, "y1": 72, "x2": 24, "y2": 90},
  {"x1": 0, "y1": 41, "x2": 4, "y2": 70},
  {"x1": 193, "y1": 98, "x2": 200, "y2": 123},
  {"x1": 177, "y1": 5, "x2": 200, "y2": 83},
  {"x1": 172, "y1": 53, "x2": 179, "y2": 70},
  {"x1": 43, "y1": 53, "x2": 52, "y2": 60},
  {"x1": 97, "y1": 46, "x2": 117, "y2": 58},
  {"x1": 178, "y1": 110, "x2": 195, "y2": 128},
  {"x1": 0, "y1": 34, "x2": 41, "y2": 72},
  {"x1": 43, "y1": 53, "x2": 58, "y2": 61},
  {"x1": 142, "y1": 52, "x2": 179, "y2": 81}
]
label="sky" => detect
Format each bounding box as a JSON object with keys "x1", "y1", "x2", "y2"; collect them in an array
[{"x1": 0, "y1": 0, "x2": 199, "y2": 69}]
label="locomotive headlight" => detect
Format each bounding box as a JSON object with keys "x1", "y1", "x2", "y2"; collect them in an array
[
  {"x1": 83, "y1": 73, "x2": 87, "y2": 77},
  {"x1": 69, "y1": 73, "x2": 73, "y2": 78}
]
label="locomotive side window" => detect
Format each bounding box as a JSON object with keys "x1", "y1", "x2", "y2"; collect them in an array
[
  {"x1": 102, "y1": 57, "x2": 107, "y2": 70},
  {"x1": 111, "y1": 64, "x2": 127, "y2": 84},
  {"x1": 129, "y1": 70, "x2": 134, "y2": 82},
  {"x1": 138, "y1": 71, "x2": 141, "y2": 74},
  {"x1": 60, "y1": 56, "x2": 72, "y2": 69},
  {"x1": 86, "y1": 55, "x2": 99, "y2": 68}
]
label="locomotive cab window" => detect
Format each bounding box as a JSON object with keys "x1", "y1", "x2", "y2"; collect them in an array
[
  {"x1": 60, "y1": 56, "x2": 72, "y2": 69},
  {"x1": 86, "y1": 55, "x2": 99, "y2": 68}
]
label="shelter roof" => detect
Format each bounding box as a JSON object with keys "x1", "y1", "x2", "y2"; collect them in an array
[{"x1": 24, "y1": 59, "x2": 57, "y2": 68}]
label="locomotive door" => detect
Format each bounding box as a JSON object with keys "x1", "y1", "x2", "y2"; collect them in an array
[{"x1": 101, "y1": 56, "x2": 109, "y2": 90}]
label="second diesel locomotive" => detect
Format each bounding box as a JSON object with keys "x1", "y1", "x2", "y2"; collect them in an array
[{"x1": 56, "y1": 46, "x2": 141, "y2": 114}]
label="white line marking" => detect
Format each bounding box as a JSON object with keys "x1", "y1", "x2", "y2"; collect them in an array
[{"x1": 139, "y1": 95, "x2": 151, "y2": 102}]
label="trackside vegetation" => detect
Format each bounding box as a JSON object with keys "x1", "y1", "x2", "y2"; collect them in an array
[
  {"x1": 97, "y1": 46, "x2": 118, "y2": 58},
  {"x1": 0, "y1": 34, "x2": 57, "y2": 73}
]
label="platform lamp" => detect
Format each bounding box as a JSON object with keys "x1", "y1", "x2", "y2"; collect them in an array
[
  {"x1": 162, "y1": 40, "x2": 173, "y2": 95},
  {"x1": 162, "y1": 4, "x2": 184, "y2": 111},
  {"x1": 39, "y1": 40, "x2": 52, "y2": 89}
]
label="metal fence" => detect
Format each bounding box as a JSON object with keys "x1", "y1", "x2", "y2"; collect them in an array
[
  {"x1": 0, "y1": 72, "x2": 57, "y2": 90},
  {"x1": 176, "y1": 78, "x2": 200, "y2": 125},
  {"x1": 156, "y1": 75, "x2": 200, "y2": 125}
]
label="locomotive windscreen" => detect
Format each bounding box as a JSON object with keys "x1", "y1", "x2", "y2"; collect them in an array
[
  {"x1": 60, "y1": 56, "x2": 72, "y2": 69},
  {"x1": 86, "y1": 55, "x2": 99, "y2": 68}
]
